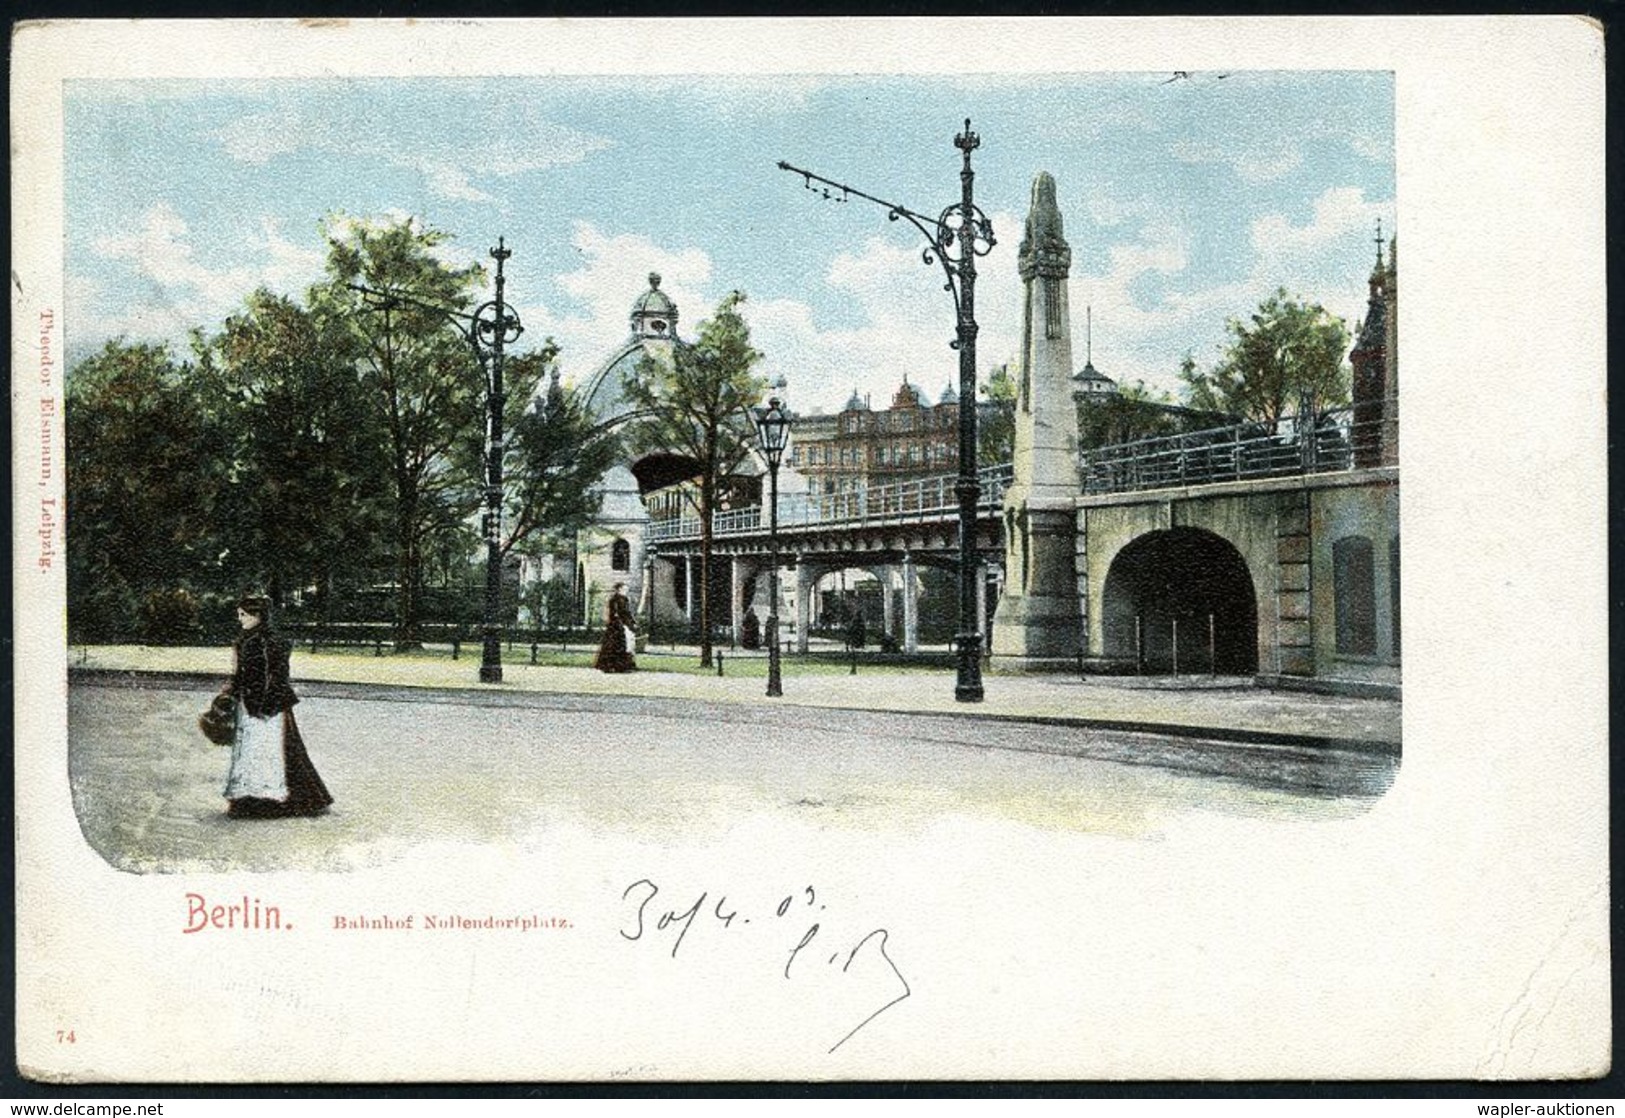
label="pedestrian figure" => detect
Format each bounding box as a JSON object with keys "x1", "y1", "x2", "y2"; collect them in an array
[
  {"x1": 740, "y1": 609, "x2": 761, "y2": 650},
  {"x1": 220, "y1": 595, "x2": 333, "y2": 819},
  {"x1": 593, "y1": 581, "x2": 638, "y2": 673},
  {"x1": 846, "y1": 611, "x2": 867, "y2": 651}
]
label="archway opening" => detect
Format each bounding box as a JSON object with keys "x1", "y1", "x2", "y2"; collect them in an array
[{"x1": 1102, "y1": 528, "x2": 1258, "y2": 674}]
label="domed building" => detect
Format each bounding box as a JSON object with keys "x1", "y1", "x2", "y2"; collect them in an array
[
  {"x1": 565, "y1": 273, "x2": 683, "y2": 631},
  {"x1": 1071, "y1": 307, "x2": 1119, "y2": 402},
  {"x1": 557, "y1": 272, "x2": 809, "y2": 638},
  {"x1": 581, "y1": 272, "x2": 680, "y2": 423}
]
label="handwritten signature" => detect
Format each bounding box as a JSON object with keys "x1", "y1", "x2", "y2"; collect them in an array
[{"x1": 619, "y1": 878, "x2": 911, "y2": 1054}]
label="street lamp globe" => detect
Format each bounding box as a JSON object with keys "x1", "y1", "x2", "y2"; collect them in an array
[{"x1": 753, "y1": 396, "x2": 792, "y2": 468}]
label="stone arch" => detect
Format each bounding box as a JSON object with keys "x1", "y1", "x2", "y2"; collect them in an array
[{"x1": 1101, "y1": 527, "x2": 1258, "y2": 673}]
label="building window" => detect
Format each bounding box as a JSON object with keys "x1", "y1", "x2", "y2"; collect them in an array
[
  {"x1": 611, "y1": 538, "x2": 631, "y2": 572},
  {"x1": 1333, "y1": 535, "x2": 1376, "y2": 656}
]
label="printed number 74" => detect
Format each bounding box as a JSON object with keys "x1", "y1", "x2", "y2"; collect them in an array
[{"x1": 56, "y1": 1029, "x2": 75, "y2": 1043}]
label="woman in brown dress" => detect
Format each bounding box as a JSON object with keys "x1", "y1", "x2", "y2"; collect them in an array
[
  {"x1": 220, "y1": 595, "x2": 334, "y2": 818},
  {"x1": 593, "y1": 582, "x2": 638, "y2": 673}
]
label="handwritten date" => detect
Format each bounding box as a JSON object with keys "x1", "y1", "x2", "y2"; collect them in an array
[{"x1": 619, "y1": 879, "x2": 910, "y2": 1053}]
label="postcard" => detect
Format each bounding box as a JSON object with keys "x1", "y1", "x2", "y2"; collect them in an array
[{"x1": 11, "y1": 17, "x2": 1607, "y2": 1082}]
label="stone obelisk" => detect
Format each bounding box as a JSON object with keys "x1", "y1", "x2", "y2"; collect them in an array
[{"x1": 990, "y1": 172, "x2": 1082, "y2": 667}]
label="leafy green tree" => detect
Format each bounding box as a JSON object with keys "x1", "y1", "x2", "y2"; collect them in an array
[
  {"x1": 625, "y1": 290, "x2": 767, "y2": 667},
  {"x1": 315, "y1": 216, "x2": 490, "y2": 648},
  {"x1": 1179, "y1": 289, "x2": 1351, "y2": 430},
  {"x1": 194, "y1": 289, "x2": 392, "y2": 619},
  {"x1": 978, "y1": 363, "x2": 1017, "y2": 464},
  {"x1": 502, "y1": 354, "x2": 621, "y2": 561},
  {"x1": 65, "y1": 341, "x2": 228, "y2": 640}
]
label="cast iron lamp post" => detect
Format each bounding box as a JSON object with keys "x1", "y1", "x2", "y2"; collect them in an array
[
  {"x1": 348, "y1": 237, "x2": 523, "y2": 684},
  {"x1": 778, "y1": 120, "x2": 994, "y2": 702},
  {"x1": 752, "y1": 393, "x2": 793, "y2": 698}
]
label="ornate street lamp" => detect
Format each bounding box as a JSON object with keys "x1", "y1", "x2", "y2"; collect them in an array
[
  {"x1": 778, "y1": 120, "x2": 994, "y2": 702},
  {"x1": 752, "y1": 392, "x2": 793, "y2": 698},
  {"x1": 348, "y1": 237, "x2": 523, "y2": 684}
]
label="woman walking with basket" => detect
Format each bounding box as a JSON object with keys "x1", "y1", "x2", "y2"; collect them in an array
[{"x1": 212, "y1": 595, "x2": 333, "y2": 819}]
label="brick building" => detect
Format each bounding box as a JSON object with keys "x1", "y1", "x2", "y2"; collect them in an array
[{"x1": 789, "y1": 376, "x2": 969, "y2": 497}]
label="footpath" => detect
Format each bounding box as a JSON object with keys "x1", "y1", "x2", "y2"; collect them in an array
[{"x1": 69, "y1": 643, "x2": 1401, "y2": 752}]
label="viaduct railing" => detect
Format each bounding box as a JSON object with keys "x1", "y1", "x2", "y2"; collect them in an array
[
  {"x1": 647, "y1": 404, "x2": 1398, "y2": 542},
  {"x1": 648, "y1": 463, "x2": 1013, "y2": 543},
  {"x1": 1079, "y1": 405, "x2": 1398, "y2": 496}
]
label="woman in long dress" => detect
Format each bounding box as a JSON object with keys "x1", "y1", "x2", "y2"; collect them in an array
[
  {"x1": 220, "y1": 595, "x2": 333, "y2": 819},
  {"x1": 593, "y1": 581, "x2": 638, "y2": 673}
]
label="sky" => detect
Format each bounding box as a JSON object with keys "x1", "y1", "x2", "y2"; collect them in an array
[{"x1": 64, "y1": 71, "x2": 1393, "y2": 414}]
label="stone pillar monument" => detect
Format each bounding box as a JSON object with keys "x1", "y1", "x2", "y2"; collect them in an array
[{"x1": 991, "y1": 172, "x2": 1083, "y2": 667}]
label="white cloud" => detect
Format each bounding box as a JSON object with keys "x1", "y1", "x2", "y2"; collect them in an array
[
  {"x1": 459, "y1": 181, "x2": 1391, "y2": 421},
  {"x1": 740, "y1": 210, "x2": 1028, "y2": 415},
  {"x1": 81, "y1": 204, "x2": 329, "y2": 352},
  {"x1": 419, "y1": 162, "x2": 495, "y2": 205},
  {"x1": 1172, "y1": 137, "x2": 1304, "y2": 184},
  {"x1": 1250, "y1": 186, "x2": 1384, "y2": 258},
  {"x1": 748, "y1": 181, "x2": 1387, "y2": 406},
  {"x1": 520, "y1": 222, "x2": 714, "y2": 388},
  {"x1": 1062, "y1": 186, "x2": 1395, "y2": 397},
  {"x1": 213, "y1": 102, "x2": 612, "y2": 201},
  {"x1": 216, "y1": 105, "x2": 301, "y2": 165},
  {"x1": 93, "y1": 202, "x2": 254, "y2": 313}
]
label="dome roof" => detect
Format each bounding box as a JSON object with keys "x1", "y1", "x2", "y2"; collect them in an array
[
  {"x1": 939, "y1": 381, "x2": 959, "y2": 406},
  {"x1": 1073, "y1": 360, "x2": 1117, "y2": 391},
  {"x1": 631, "y1": 273, "x2": 676, "y2": 317},
  {"x1": 844, "y1": 387, "x2": 869, "y2": 412},
  {"x1": 629, "y1": 273, "x2": 679, "y2": 340}
]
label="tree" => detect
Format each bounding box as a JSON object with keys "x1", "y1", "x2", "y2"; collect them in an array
[
  {"x1": 194, "y1": 289, "x2": 392, "y2": 618},
  {"x1": 624, "y1": 290, "x2": 767, "y2": 667},
  {"x1": 501, "y1": 353, "x2": 622, "y2": 561},
  {"x1": 1179, "y1": 289, "x2": 1350, "y2": 430},
  {"x1": 315, "y1": 216, "x2": 490, "y2": 648},
  {"x1": 1078, "y1": 379, "x2": 1181, "y2": 450},
  {"x1": 978, "y1": 362, "x2": 1017, "y2": 464},
  {"x1": 65, "y1": 341, "x2": 228, "y2": 641}
]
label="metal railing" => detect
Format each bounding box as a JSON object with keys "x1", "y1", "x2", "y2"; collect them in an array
[
  {"x1": 1079, "y1": 405, "x2": 1398, "y2": 496},
  {"x1": 646, "y1": 404, "x2": 1398, "y2": 540},
  {"x1": 649, "y1": 463, "x2": 1013, "y2": 542}
]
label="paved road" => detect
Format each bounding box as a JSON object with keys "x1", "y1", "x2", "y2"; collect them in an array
[{"x1": 68, "y1": 677, "x2": 1396, "y2": 874}]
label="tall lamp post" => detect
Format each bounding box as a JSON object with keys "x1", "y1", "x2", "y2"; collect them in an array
[
  {"x1": 778, "y1": 120, "x2": 994, "y2": 702},
  {"x1": 752, "y1": 393, "x2": 793, "y2": 698},
  {"x1": 348, "y1": 237, "x2": 523, "y2": 684}
]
